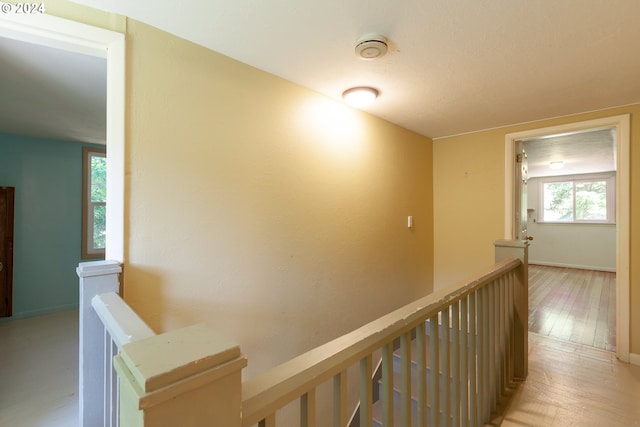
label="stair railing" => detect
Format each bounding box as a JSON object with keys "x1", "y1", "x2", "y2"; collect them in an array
[
  {"x1": 80, "y1": 240, "x2": 527, "y2": 427},
  {"x1": 242, "y1": 240, "x2": 528, "y2": 427},
  {"x1": 78, "y1": 260, "x2": 248, "y2": 427},
  {"x1": 77, "y1": 261, "x2": 155, "y2": 427}
]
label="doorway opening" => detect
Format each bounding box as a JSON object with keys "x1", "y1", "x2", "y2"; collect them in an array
[
  {"x1": 504, "y1": 114, "x2": 630, "y2": 362},
  {"x1": 0, "y1": 13, "x2": 124, "y2": 426},
  {"x1": 0, "y1": 13, "x2": 125, "y2": 263},
  {"x1": 522, "y1": 127, "x2": 617, "y2": 352},
  {"x1": 0, "y1": 13, "x2": 123, "y2": 318}
]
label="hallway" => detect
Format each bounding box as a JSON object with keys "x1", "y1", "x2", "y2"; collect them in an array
[
  {"x1": 0, "y1": 303, "x2": 638, "y2": 426},
  {"x1": 499, "y1": 265, "x2": 637, "y2": 426},
  {"x1": 500, "y1": 333, "x2": 640, "y2": 426}
]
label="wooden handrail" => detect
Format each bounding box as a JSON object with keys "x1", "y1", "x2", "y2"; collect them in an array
[
  {"x1": 91, "y1": 292, "x2": 155, "y2": 348},
  {"x1": 241, "y1": 257, "x2": 522, "y2": 425},
  {"x1": 80, "y1": 260, "x2": 248, "y2": 427}
]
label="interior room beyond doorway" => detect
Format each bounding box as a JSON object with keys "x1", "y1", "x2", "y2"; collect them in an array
[{"x1": 522, "y1": 127, "x2": 617, "y2": 352}]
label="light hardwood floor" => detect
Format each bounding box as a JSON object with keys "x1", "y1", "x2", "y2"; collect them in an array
[
  {"x1": 500, "y1": 333, "x2": 640, "y2": 426},
  {"x1": 499, "y1": 265, "x2": 639, "y2": 426},
  {"x1": 0, "y1": 310, "x2": 78, "y2": 427},
  {"x1": 528, "y1": 264, "x2": 616, "y2": 351}
]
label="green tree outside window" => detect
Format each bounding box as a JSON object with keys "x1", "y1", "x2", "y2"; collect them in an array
[
  {"x1": 91, "y1": 155, "x2": 107, "y2": 249},
  {"x1": 543, "y1": 179, "x2": 607, "y2": 222}
]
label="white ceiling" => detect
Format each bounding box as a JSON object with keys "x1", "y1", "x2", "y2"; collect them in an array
[
  {"x1": 2, "y1": 0, "x2": 638, "y2": 163},
  {"x1": 523, "y1": 128, "x2": 616, "y2": 178},
  {"x1": 0, "y1": 35, "x2": 106, "y2": 144},
  {"x1": 69, "y1": 0, "x2": 640, "y2": 139}
]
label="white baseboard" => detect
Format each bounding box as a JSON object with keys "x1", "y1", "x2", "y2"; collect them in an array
[
  {"x1": 0, "y1": 303, "x2": 78, "y2": 322},
  {"x1": 630, "y1": 353, "x2": 640, "y2": 366},
  {"x1": 528, "y1": 260, "x2": 616, "y2": 273}
]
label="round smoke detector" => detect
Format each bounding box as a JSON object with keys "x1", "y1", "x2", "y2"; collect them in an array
[{"x1": 355, "y1": 34, "x2": 388, "y2": 60}]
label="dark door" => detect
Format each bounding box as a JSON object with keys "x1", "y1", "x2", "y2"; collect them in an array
[{"x1": 0, "y1": 187, "x2": 15, "y2": 317}]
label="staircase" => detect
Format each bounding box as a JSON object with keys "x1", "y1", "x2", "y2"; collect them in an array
[
  {"x1": 367, "y1": 310, "x2": 514, "y2": 427},
  {"x1": 370, "y1": 318, "x2": 452, "y2": 427},
  {"x1": 80, "y1": 241, "x2": 528, "y2": 427}
]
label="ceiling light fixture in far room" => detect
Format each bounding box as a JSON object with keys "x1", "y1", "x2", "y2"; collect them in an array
[
  {"x1": 342, "y1": 86, "x2": 379, "y2": 108},
  {"x1": 549, "y1": 161, "x2": 564, "y2": 169},
  {"x1": 355, "y1": 33, "x2": 388, "y2": 60}
]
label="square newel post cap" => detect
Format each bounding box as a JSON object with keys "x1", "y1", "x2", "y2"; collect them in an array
[
  {"x1": 117, "y1": 323, "x2": 247, "y2": 408},
  {"x1": 494, "y1": 239, "x2": 529, "y2": 262},
  {"x1": 76, "y1": 260, "x2": 122, "y2": 277},
  {"x1": 494, "y1": 239, "x2": 528, "y2": 248}
]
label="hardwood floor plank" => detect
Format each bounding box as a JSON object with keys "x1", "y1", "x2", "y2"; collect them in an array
[
  {"x1": 605, "y1": 272, "x2": 617, "y2": 351},
  {"x1": 548, "y1": 269, "x2": 583, "y2": 342},
  {"x1": 529, "y1": 268, "x2": 564, "y2": 336},
  {"x1": 528, "y1": 265, "x2": 616, "y2": 352},
  {"x1": 593, "y1": 273, "x2": 609, "y2": 349},
  {"x1": 576, "y1": 271, "x2": 603, "y2": 347},
  {"x1": 501, "y1": 334, "x2": 640, "y2": 427}
]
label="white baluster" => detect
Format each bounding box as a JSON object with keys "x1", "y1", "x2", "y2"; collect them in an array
[
  {"x1": 469, "y1": 292, "x2": 478, "y2": 427},
  {"x1": 489, "y1": 282, "x2": 496, "y2": 412},
  {"x1": 77, "y1": 260, "x2": 121, "y2": 427},
  {"x1": 300, "y1": 390, "x2": 316, "y2": 427},
  {"x1": 441, "y1": 309, "x2": 450, "y2": 427},
  {"x1": 460, "y1": 297, "x2": 469, "y2": 427},
  {"x1": 429, "y1": 315, "x2": 440, "y2": 427},
  {"x1": 333, "y1": 371, "x2": 347, "y2": 427},
  {"x1": 259, "y1": 415, "x2": 275, "y2": 427},
  {"x1": 416, "y1": 322, "x2": 427, "y2": 427},
  {"x1": 382, "y1": 343, "x2": 394, "y2": 426},
  {"x1": 451, "y1": 302, "x2": 461, "y2": 427},
  {"x1": 499, "y1": 276, "x2": 506, "y2": 396},
  {"x1": 400, "y1": 332, "x2": 412, "y2": 427},
  {"x1": 359, "y1": 355, "x2": 373, "y2": 427}
]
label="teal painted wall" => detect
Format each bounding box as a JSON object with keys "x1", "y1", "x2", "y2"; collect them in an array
[{"x1": 0, "y1": 132, "x2": 103, "y2": 319}]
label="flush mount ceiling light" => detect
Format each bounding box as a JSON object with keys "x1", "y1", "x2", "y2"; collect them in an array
[
  {"x1": 549, "y1": 161, "x2": 564, "y2": 169},
  {"x1": 342, "y1": 87, "x2": 379, "y2": 107},
  {"x1": 355, "y1": 34, "x2": 388, "y2": 60}
]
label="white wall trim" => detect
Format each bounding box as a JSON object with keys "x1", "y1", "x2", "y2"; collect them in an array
[
  {"x1": 630, "y1": 353, "x2": 640, "y2": 367},
  {"x1": 0, "y1": 13, "x2": 125, "y2": 262},
  {"x1": 0, "y1": 303, "x2": 79, "y2": 321},
  {"x1": 505, "y1": 114, "x2": 631, "y2": 363}
]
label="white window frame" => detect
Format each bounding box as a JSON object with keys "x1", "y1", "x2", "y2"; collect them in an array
[
  {"x1": 537, "y1": 172, "x2": 616, "y2": 224},
  {"x1": 82, "y1": 147, "x2": 107, "y2": 259}
]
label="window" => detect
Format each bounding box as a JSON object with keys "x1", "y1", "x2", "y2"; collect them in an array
[
  {"x1": 82, "y1": 147, "x2": 106, "y2": 258},
  {"x1": 539, "y1": 173, "x2": 615, "y2": 223}
]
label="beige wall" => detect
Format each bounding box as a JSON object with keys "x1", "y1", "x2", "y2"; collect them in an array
[
  {"x1": 433, "y1": 128, "x2": 505, "y2": 285},
  {"x1": 124, "y1": 21, "x2": 433, "y2": 377},
  {"x1": 49, "y1": 0, "x2": 640, "y2": 370},
  {"x1": 48, "y1": 2, "x2": 434, "y2": 378},
  {"x1": 433, "y1": 105, "x2": 640, "y2": 354}
]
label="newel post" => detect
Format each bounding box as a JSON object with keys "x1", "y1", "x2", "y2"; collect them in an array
[
  {"x1": 77, "y1": 260, "x2": 123, "y2": 427},
  {"x1": 494, "y1": 240, "x2": 529, "y2": 380},
  {"x1": 114, "y1": 323, "x2": 247, "y2": 427}
]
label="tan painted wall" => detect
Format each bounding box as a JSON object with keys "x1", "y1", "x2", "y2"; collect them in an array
[
  {"x1": 433, "y1": 128, "x2": 505, "y2": 285},
  {"x1": 50, "y1": 0, "x2": 640, "y2": 371},
  {"x1": 433, "y1": 105, "x2": 640, "y2": 354},
  {"x1": 124, "y1": 21, "x2": 433, "y2": 377},
  {"x1": 47, "y1": 2, "x2": 434, "y2": 378}
]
